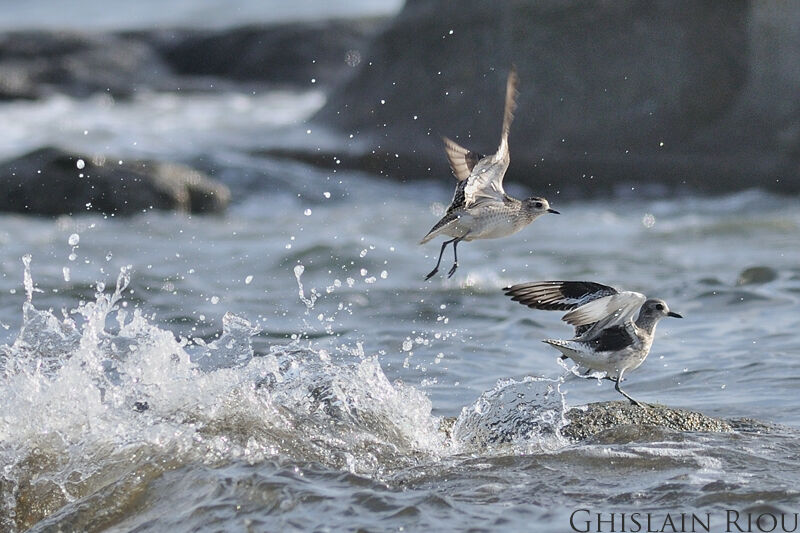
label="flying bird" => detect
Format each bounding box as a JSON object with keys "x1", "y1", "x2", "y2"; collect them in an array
[{"x1": 420, "y1": 66, "x2": 558, "y2": 280}]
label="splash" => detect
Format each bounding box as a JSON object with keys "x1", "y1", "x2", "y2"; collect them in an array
[
  {"x1": 293, "y1": 264, "x2": 318, "y2": 310},
  {"x1": 451, "y1": 376, "x2": 570, "y2": 453},
  {"x1": 0, "y1": 259, "x2": 580, "y2": 530},
  {"x1": 0, "y1": 259, "x2": 444, "y2": 531}
]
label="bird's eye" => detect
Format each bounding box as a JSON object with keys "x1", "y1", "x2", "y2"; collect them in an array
[
  {"x1": 535, "y1": 202, "x2": 543, "y2": 208},
  {"x1": 655, "y1": 304, "x2": 664, "y2": 311}
]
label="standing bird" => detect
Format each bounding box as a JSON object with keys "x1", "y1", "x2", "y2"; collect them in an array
[
  {"x1": 420, "y1": 66, "x2": 559, "y2": 280},
  {"x1": 503, "y1": 281, "x2": 683, "y2": 406}
]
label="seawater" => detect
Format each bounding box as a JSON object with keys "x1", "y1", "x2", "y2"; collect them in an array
[{"x1": 1, "y1": 91, "x2": 800, "y2": 531}]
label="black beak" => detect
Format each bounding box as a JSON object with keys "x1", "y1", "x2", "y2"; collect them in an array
[
  {"x1": 547, "y1": 209, "x2": 560, "y2": 214},
  {"x1": 668, "y1": 311, "x2": 683, "y2": 318}
]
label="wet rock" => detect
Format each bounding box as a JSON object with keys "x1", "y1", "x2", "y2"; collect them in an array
[
  {"x1": 0, "y1": 18, "x2": 385, "y2": 100},
  {"x1": 0, "y1": 147, "x2": 230, "y2": 216},
  {"x1": 313, "y1": 0, "x2": 800, "y2": 196},
  {"x1": 143, "y1": 19, "x2": 384, "y2": 88},
  {"x1": 0, "y1": 31, "x2": 172, "y2": 100},
  {"x1": 439, "y1": 401, "x2": 735, "y2": 443},
  {"x1": 560, "y1": 401, "x2": 733, "y2": 441},
  {"x1": 736, "y1": 266, "x2": 779, "y2": 285}
]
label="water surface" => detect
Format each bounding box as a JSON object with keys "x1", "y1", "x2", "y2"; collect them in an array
[{"x1": 1, "y1": 89, "x2": 800, "y2": 532}]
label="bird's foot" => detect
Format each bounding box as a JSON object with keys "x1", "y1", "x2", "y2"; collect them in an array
[
  {"x1": 424, "y1": 267, "x2": 439, "y2": 281},
  {"x1": 447, "y1": 262, "x2": 459, "y2": 278}
]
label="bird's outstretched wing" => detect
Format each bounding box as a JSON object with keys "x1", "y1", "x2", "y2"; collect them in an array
[
  {"x1": 504, "y1": 281, "x2": 618, "y2": 311},
  {"x1": 442, "y1": 137, "x2": 484, "y2": 182},
  {"x1": 503, "y1": 281, "x2": 644, "y2": 338},
  {"x1": 563, "y1": 292, "x2": 646, "y2": 327},
  {"x1": 461, "y1": 66, "x2": 519, "y2": 208},
  {"x1": 566, "y1": 291, "x2": 646, "y2": 341},
  {"x1": 495, "y1": 64, "x2": 519, "y2": 167}
]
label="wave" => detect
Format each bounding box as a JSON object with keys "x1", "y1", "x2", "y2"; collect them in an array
[{"x1": 0, "y1": 257, "x2": 573, "y2": 530}]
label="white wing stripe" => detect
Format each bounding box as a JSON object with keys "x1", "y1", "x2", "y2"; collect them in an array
[{"x1": 562, "y1": 292, "x2": 646, "y2": 327}]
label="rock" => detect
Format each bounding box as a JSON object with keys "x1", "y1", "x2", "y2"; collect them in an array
[
  {"x1": 736, "y1": 266, "x2": 779, "y2": 285},
  {"x1": 143, "y1": 18, "x2": 384, "y2": 88},
  {"x1": 312, "y1": 0, "x2": 800, "y2": 196},
  {"x1": 560, "y1": 401, "x2": 733, "y2": 441},
  {"x1": 439, "y1": 401, "x2": 738, "y2": 444},
  {"x1": 0, "y1": 31, "x2": 173, "y2": 100},
  {"x1": 0, "y1": 18, "x2": 385, "y2": 100},
  {"x1": 0, "y1": 147, "x2": 230, "y2": 216}
]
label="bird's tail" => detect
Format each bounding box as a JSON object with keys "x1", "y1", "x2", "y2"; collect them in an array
[
  {"x1": 543, "y1": 339, "x2": 581, "y2": 359},
  {"x1": 419, "y1": 232, "x2": 436, "y2": 245},
  {"x1": 419, "y1": 214, "x2": 456, "y2": 244}
]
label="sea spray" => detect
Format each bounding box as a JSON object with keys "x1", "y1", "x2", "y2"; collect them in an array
[
  {"x1": 0, "y1": 262, "x2": 448, "y2": 530},
  {"x1": 451, "y1": 376, "x2": 570, "y2": 453}
]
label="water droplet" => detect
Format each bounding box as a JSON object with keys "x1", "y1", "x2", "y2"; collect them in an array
[
  {"x1": 76, "y1": 159, "x2": 85, "y2": 169},
  {"x1": 62, "y1": 267, "x2": 70, "y2": 282},
  {"x1": 245, "y1": 275, "x2": 253, "y2": 285},
  {"x1": 323, "y1": 191, "x2": 331, "y2": 199},
  {"x1": 642, "y1": 213, "x2": 656, "y2": 228},
  {"x1": 304, "y1": 208, "x2": 312, "y2": 216},
  {"x1": 402, "y1": 339, "x2": 413, "y2": 351},
  {"x1": 380, "y1": 270, "x2": 388, "y2": 279},
  {"x1": 344, "y1": 49, "x2": 361, "y2": 67},
  {"x1": 68, "y1": 233, "x2": 80, "y2": 246},
  {"x1": 210, "y1": 296, "x2": 220, "y2": 304}
]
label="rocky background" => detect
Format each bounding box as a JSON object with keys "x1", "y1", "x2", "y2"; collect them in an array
[
  {"x1": 317, "y1": 0, "x2": 800, "y2": 195},
  {"x1": 2, "y1": 0, "x2": 800, "y2": 215}
]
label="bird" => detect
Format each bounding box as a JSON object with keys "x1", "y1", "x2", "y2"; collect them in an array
[
  {"x1": 503, "y1": 281, "x2": 683, "y2": 406},
  {"x1": 420, "y1": 66, "x2": 559, "y2": 280}
]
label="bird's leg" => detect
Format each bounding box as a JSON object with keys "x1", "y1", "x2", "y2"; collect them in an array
[
  {"x1": 447, "y1": 236, "x2": 465, "y2": 278},
  {"x1": 613, "y1": 369, "x2": 646, "y2": 407},
  {"x1": 425, "y1": 238, "x2": 456, "y2": 280}
]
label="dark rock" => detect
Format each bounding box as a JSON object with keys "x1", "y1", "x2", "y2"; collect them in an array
[
  {"x1": 132, "y1": 401, "x2": 149, "y2": 412},
  {"x1": 0, "y1": 18, "x2": 385, "y2": 100},
  {"x1": 142, "y1": 18, "x2": 384, "y2": 88},
  {"x1": 560, "y1": 401, "x2": 733, "y2": 441},
  {"x1": 736, "y1": 266, "x2": 779, "y2": 285},
  {"x1": 312, "y1": 0, "x2": 800, "y2": 196},
  {"x1": 0, "y1": 147, "x2": 230, "y2": 216},
  {"x1": 0, "y1": 31, "x2": 173, "y2": 100}
]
